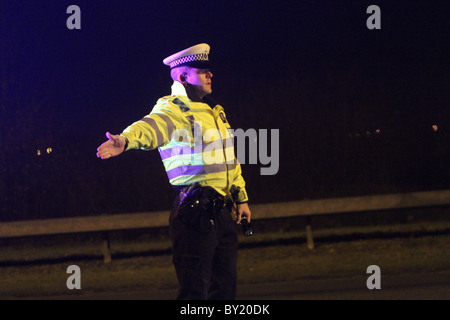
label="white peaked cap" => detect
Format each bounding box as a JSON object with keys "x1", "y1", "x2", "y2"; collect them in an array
[{"x1": 163, "y1": 43, "x2": 211, "y2": 69}]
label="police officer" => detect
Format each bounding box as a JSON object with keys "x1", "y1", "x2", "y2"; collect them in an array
[{"x1": 96, "y1": 43, "x2": 252, "y2": 300}]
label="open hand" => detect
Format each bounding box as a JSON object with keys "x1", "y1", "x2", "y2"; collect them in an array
[{"x1": 96, "y1": 132, "x2": 126, "y2": 159}]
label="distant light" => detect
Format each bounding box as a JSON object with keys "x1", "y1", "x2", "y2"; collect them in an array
[
  {"x1": 432, "y1": 125, "x2": 438, "y2": 132},
  {"x1": 375, "y1": 129, "x2": 381, "y2": 134},
  {"x1": 37, "y1": 150, "x2": 41, "y2": 156},
  {"x1": 47, "y1": 147, "x2": 53, "y2": 154}
]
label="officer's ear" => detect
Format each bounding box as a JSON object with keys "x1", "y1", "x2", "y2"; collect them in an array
[{"x1": 180, "y1": 73, "x2": 187, "y2": 83}]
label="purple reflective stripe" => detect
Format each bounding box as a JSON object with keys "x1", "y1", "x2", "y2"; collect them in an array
[
  {"x1": 159, "y1": 146, "x2": 193, "y2": 160},
  {"x1": 166, "y1": 165, "x2": 204, "y2": 180},
  {"x1": 159, "y1": 139, "x2": 230, "y2": 160},
  {"x1": 166, "y1": 164, "x2": 227, "y2": 180}
]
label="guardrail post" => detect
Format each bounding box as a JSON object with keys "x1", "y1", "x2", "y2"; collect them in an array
[
  {"x1": 102, "y1": 231, "x2": 112, "y2": 263},
  {"x1": 305, "y1": 216, "x2": 314, "y2": 250}
]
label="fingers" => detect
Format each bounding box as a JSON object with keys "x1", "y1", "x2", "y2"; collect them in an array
[
  {"x1": 236, "y1": 210, "x2": 248, "y2": 224},
  {"x1": 97, "y1": 135, "x2": 126, "y2": 159},
  {"x1": 236, "y1": 203, "x2": 251, "y2": 224},
  {"x1": 97, "y1": 149, "x2": 114, "y2": 159},
  {"x1": 97, "y1": 151, "x2": 113, "y2": 159},
  {"x1": 96, "y1": 139, "x2": 114, "y2": 159},
  {"x1": 96, "y1": 146, "x2": 113, "y2": 159},
  {"x1": 97, "y1": 132, "x2": 122, "y2": 159}
]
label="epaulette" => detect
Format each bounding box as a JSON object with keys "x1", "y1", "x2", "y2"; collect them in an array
[
  {"x1": 171, "y1": 97, "x2": 190, "y2": 112},
  {"x1": 155, "y1": 96, "x2": 191, "y2": 113}
]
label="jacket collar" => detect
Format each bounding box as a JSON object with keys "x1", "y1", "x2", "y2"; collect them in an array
[
  {"x1": 171, "y1": 81, "x2": 223, "y2": 114},
  {"x1": 171, "y1": 81, "x2": 188, "y2": 97},
  {"x1": 170, "y1": 81, "x2": 204, "y2": 103}
]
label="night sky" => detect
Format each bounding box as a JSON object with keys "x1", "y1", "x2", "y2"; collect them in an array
[{"x1": 0, "y1": 0, "x2": 449, "y2": 221}]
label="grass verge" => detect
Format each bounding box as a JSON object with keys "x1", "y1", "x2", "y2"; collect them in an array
[{"x1": 0, "y1": 220, "x2": 449, "y2": 298}]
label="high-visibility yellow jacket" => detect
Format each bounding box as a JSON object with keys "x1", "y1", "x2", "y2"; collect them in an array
[{"x1": 120, "y1": 81, "x2": 249, "y2": 203}]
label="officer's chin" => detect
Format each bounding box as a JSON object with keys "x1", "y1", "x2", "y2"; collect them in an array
[{"x1": 202, "y1": 89, "x2": 212, "y2": 97}]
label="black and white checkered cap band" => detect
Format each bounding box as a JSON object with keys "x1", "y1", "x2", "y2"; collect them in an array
[{"x1": 169, "y1": 53, "x2": 209, "y2": 69}]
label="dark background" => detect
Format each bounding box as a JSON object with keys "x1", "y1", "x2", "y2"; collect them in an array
[{"x1": 0, "y1": 0, "x2": 448, "y2": 222}]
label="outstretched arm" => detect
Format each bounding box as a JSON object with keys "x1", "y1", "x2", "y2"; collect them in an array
[{"x1": 96, "y1": 132, "x2": 127, "y2": 159}]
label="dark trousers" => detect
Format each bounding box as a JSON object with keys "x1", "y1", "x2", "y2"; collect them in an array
[{"x1": 169, "y1": 194, "x2": 238, "y2": 300}]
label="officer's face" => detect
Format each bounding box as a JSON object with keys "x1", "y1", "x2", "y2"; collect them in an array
[{"x1": 186, "y1": 68, "x2": 213, "y2": 98}]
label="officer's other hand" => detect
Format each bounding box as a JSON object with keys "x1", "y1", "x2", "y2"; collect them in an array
[
  {"x1": 96, "y1": 132, "x2": 126, "y2": 159},
  {"x1": 236, "y1": 203, "x2": 251, "y2": 224}
]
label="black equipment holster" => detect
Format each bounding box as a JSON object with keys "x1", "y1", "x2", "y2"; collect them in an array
[{"x1": 176, "y1": 183, "x2": 228, "y2": 233}]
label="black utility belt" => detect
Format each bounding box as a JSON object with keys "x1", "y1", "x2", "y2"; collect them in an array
[
  {"x1": 174, "y1": 183, "x2": 229, "y2": 233},
  {"x1": 178, "y1": 183, "x2": 233, "y2": 215}
]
